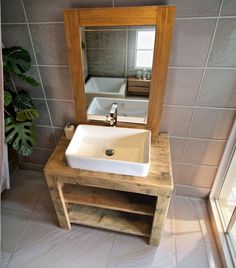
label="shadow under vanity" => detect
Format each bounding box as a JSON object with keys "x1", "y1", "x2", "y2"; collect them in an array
[{"x1": 44, "y1": 5, "x2": 176, "y2": 246}]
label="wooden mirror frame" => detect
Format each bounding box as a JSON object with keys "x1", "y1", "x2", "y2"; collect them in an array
[{"x1": 64, "y1": 6, "x2": 176, "y2": 138}]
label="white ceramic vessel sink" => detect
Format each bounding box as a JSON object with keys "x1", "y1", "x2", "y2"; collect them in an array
[{"x1": 65, "y1": 125, "x2": 151, "y2": 177}]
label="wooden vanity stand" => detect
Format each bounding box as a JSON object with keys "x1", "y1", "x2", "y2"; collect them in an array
[{"x1": 44, "y1": 134, "x2": 173, "y2": 246}]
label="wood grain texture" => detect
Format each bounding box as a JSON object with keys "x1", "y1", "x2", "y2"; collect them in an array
[
  {"x1": 44, "y1": 134, "x2": 173, "y2": 196},
  {"x1": 76, "y1": 6, "x2": 158, "y2": 26},
  {"x1": 63, "y1": 6, "x2": 176, "y2": 132},
  {"x1": 147, "y1": 6, "x2": 176, "y2": 138},
  {"x1": 68, "y1": 204, "x2": 152, "y2": 237},
  {"x1": 149, "y1": 191, "x2": 171, "y2": 246},
  {"x1": 44, "y1": 133, "x2": 173, "y2": 243},
  {"x1": 64, "y1": 10, "x2": 87, "y2": 124},
  {"x1": 45, "y1": 175, "x2": 71, "y2": 230},
  {"x1": 63, "y1": 184, "x2": 156, "y2": 216}
]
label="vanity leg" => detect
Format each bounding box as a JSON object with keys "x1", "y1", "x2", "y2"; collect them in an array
[
  {"x1": 45, "y1": 174, "x2": 71, "y2": 230},
  {"x1": 149, "y1": 191, "x2": 171, "y2": 246}
]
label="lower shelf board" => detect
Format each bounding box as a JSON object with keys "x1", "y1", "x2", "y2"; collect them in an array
[{"x1": 68, "y1": 204, "x2": 152, "y2": 237}]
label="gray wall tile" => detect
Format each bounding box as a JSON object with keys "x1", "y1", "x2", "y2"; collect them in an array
[
  {"x1": 33, "y1": 100, "x2": 51, "y2": 126},
  {"x1": 40, "y1": 67, "x2": 73, "y2": 100},
  {"x1": 1, "y1": 0, "x2": 26, "y2": 23},
  {"x1": 2, "y1": 25, "x2": 36, "y2": 64},
  {"x1": 208, "y1": 19, "x2": 236, "y2": 67},
  {"x1": 101, "y1": 31, "x2": 126, "y2": 48},
  {"x1": 54, "y1": 128, "x2": 64, "y2": 142},
  {"x1": 23, "y1": 0, "x2": 113, "y2": 22},
  {"x1": 198, "y1": 69, "x2": 236, "y2": 108},
  {"x1": 170, "y1": 137, "x2": 186, "y2": 162},
  {"x1": 13, "y1": 66, "x2": 44, "y2": 98},
  {"x1": 35, "y1": 126, "x2": 56, "y2": 149},
  {"x1": 190, "y1": 108, "x2": 235, "y2": 139},
  {"x1": 164, "y1": 68, "x2": 203, "y2": 105},
  {"x1": 101, "y1": 48, "x2": 126, "y2": 66},
  {"x1": 19, "y1": 148, "x2": 53, "y2": 165},
  {"x1": 30, "y1": 24, "x2": 68, "y2": 65},
  {"x1": 169, "y1": 0, "x2": 221, "y2": 18},
  {"x1": 170, "y1": 19, "x2": 216, "y2": 67},
  {"x1": 179, "y1": 164, "x2": 218, "y2": 188},
  {"x1": 172, "y1": 163, "x2": 180, "y2": 184},
  {"x1": 87, "y1": 49, "x2": 101, "y2": 66},
  {"x1": 114, "y1": 0, "x2": 221, "y2": 17},
  {"x1": 183, "y1": 139, "x2": 226, "y2": 166},
  {"x1": 48, "y1": 100, "x2": 76, "y2": 127},
  {"x1": 221, "y1": 0, "x2": 236, "y2": 16},
  {"x1": 175, "y1": 185, "x2": 210, "y2": 198},
  {"x1": 86, "y1": 31, "x2": 100, "y2": 49},
  {"x1": 160, "y1": 106, "x2": 194, "y2": 136}
]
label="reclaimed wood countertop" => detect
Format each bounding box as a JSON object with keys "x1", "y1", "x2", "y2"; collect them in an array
[{"x1": 44, "y1": 134, "x2": 173, "y2": 196}]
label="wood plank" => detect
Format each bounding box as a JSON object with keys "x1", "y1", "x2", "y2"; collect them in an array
[
  {"x1": 68, "y1": 204, "x2": 152, "y2": 237},
  {"x1": 147, "y1": 6, "x2": 176, "y2": 138},
  {"x1": 63, "y1": 184, "x2": 156, "y2": 216},
  {"x1": 149, "y1": 191, "x2": 171, "y2": 246},
  {"x1": 64, "y1": 10, "x2": 87, "y2": 124},
  {"x1": 76, "y1": 6, "x2": 159, "y2": 26},
  {"x1": 45, "y1": 175, "x2": 71, "y2": 230},
  {"x1": 128, "y1": 86, "x2": 150, "y2": 95}
]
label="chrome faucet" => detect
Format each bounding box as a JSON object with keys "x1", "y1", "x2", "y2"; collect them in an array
[{"x1": 106, "y1": 103, "x2": 118, "y2": 127}]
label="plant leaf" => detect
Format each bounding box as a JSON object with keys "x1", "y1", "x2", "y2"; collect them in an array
[
  {"x1": 13, "y1": 92, "x2": 35, "y2": 113},
  {"x1": 4, "y1": 91, "x2": 12, "y2": 107},
  {"x1": 17, "y1": 73, "x2": 40, "y2": 87},
  {"x1": 3, "y1": 46, "x2": 40, "y2": 87},
  {"x1": 16, "y1": 109, "x2": 39, "y2": 121},
  {"x1": 3, "y1": 47, "x2": 31, "y2": 75},
  {"x1": 5, "y1": 117, "x2": 36, "y2": 156}
]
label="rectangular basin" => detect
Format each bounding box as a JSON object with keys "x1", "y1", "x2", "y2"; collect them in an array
[
  {"x1": 65, "y1": 125, "x2": 151, "y2": 177},
  {"x1": 85, "y1": 77, "x2": 126, "y2": 105}
]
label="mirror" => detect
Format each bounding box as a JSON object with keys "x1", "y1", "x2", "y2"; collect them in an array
[
  {"x1": 64, "y1": 6, "x2": 175, "y2": 137},
  {"x1": 81, "y1": 26, "x2": 156, "y2": 124}
]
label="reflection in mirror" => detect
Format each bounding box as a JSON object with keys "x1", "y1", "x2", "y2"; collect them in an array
[{"x1": 81, "y1": 26, "x2": 156, "y2": 124}]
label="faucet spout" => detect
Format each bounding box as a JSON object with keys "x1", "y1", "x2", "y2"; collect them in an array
[{"x1": 106, "y1": 103, "x2": 118, "y2": 127}]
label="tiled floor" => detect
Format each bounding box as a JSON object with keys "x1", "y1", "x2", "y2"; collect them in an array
[{"x1": 1, "y1": 169, "x2": 222, "y2": 268}]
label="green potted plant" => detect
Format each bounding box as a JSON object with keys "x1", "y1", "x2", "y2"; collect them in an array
[{"x1": 3, "y1": 46, "x2": 40, "y2": 156}]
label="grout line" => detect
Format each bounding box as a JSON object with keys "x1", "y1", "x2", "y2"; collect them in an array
[
  {"x1": 163, "y1": 104, "x2": 236, "y2": 110},
  {"x1": 2, "y1": 16, "x2": 236, "y2": 26},
  {"x1": 169, "y1": 135, "x2": 227, "y2": 142},
  {"x1": 32, "y1": 97, "x2": 74, "y2": 102},
  {"x1": 175, "y1": 184, "x2": 211, "y2": 191},
  {"x1": 30, "y1": 97, "x2": 236, "y2": 110},
  {"x1": 20, "y1": 0, "x2": 57, "y2": 145},
  {"x1": 169, "y1": 66, "x2": 236, "y2": 69},
  {"x1": 172, "y1": 162, "x2": 219, "y2": 168},
  {"x1": 174, "y1": 0, "x2": 225, "y2": 195},
  {"x1": 31, "y1": 64, "x2": 236, "y2": 70},
  {"x1": 32, "y1": 64, "x2": 70, "y2": 67},
  {"x1": 35, "y1": 124, "x2": 63, "y2": 129},
  {"x1": 124, "y1": 27, "x2": 128, "y2": 78}
]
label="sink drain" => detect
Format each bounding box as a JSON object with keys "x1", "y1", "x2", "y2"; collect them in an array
[{"x1": 105, "y1": 148, "x2": 114, "y2": 156}]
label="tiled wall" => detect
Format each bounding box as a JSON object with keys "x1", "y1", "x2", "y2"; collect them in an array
[{"x1": 2, "y1": 0, "x2": 236, "y2": 198}]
